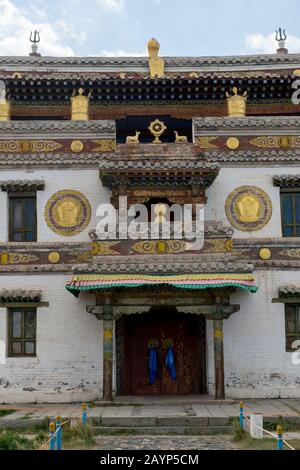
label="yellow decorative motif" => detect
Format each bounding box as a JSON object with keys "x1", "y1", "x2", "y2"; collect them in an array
[
  {"x1": 214, "y1": 329, "x2": 223, "y2": 339},
  {"x1": 278, "y1": 248, "x2": 300, "y2": 258},
  {"x1": 226, "y1": 137, "x2": 240, "y2": 150},
  {"x1": 189, "y1": 72, "x2": 199, "y2": 78},
  {"x1": 91, "y1": 139, "x2": 116, "y2": 152},
  {"x1": 71, "y1": 88, "x2": 90, "y2": 121},
  {"x1": 92, "y1": 241, "x2": 120, "y2": 255},
  {"x1": 119, "y1": 72, "x2": 126, "y2": 79},
  {"x1": 148, "y1": 38, "x2": 165, "y2": 78},
  {"x1": 0, "y1": 252, "x2": 39, "y2": 264},
  {"x1": 259, "y1": 248, "x2": 272, "y2": 260},
  {"x1": 11, "y1": 72, "x2": 22, "y2": 79},
  {"x1": 68, "y1": 251, "x2": 92, "y2": 263},
  {"x1": 0, "y1": 140, "x2": 62, "y2": 153},
  {"x1": 226, "y1": 87, "x2": 247, "y2": 117},
  {"x1": 148, "y1": 119, "x2": 167, "y2": 144},
  {"x1": 225, "y1": 186, "x2": 272, "y2": 232},
  {"x1": 174, "y1": 131, "x2": 188, "y2": 143},
  {"x1": 196, "y1": 136, "x2": 219, "y2": 149},
  {"x1": 104, "y1": 329, "x2": 113, "y2": 340},
  {"x1": 249, "y1": 136, "x2": 300, "y2": 149},
  {"x1": 0, "y1": 252, "x2": 9, "y2": 265},
  {"x1": 126, "y1": 131, "x2": 141, "y2": 144},
  {"x1": 70, "y1": 140, "x2": 84, "y2": 153},
  {"x1": 207, "y1": 239, "x2": 233, "y2": 253},
  {"x1": 45, "y1": 190, "x2": 91, "y2": 236},
  {"x1": 72, "y1": 273, "x2": 255, "y2": 282},
  {"x1": 132, "y1": 240, "x2": 187, "y2": 255},
  {"x1": 293, "y1": 70, "x2": 300, "y2": 77},
  {"x1": 48, "y1": 252, "x2": 60, "y2": 264}
]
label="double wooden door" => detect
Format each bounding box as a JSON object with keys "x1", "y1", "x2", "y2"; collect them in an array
[{"x1": 122, "y1": 307, "x2": 205, "y2": 395}]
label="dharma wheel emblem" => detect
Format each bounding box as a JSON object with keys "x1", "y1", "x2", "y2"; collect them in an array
[{"x1": 148, "y1": 119, "x2": 167, "y2": 144}]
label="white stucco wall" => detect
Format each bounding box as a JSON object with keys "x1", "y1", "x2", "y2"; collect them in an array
[
  {"x1": 0, "y1": 274, "x2": 103, "y2": 403},
  {"x1": 207, "y1": 270, "x2": 300, "y2": 398},
  {"x1": 206, "y1": 166, "x2": 300, "y2": 238},
  {"x1": 0, "y1": 168, "x2": 111, "y2": 243}
]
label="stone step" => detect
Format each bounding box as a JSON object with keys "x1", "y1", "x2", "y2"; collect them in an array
[
  {"x1": 93, "y1": 399, "x2": 236, "y2": 407},
  {"x1": 91, "y1": 416, "x2": 231, "y2": 427},
  {"x1": 93, "y1": 425, "x2": 232, "y2": 436}
]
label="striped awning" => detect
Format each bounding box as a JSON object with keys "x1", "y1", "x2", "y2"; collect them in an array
[{"x1": 65, "y1": 273, "x2": 258, "y2": 296}]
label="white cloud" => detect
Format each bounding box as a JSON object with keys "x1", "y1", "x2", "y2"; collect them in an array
[
  {"x1": 0, "y1": 0, "x2": 75, "y2": 56},
  {"x1": 97, "y1": 0, "x2": 124, "y2": 12},
  {"x1": 244, "y1": 32, "x2": 300, "y2": 54},
  {"x1": 101, "y1": 49, "x2": 147, "y2": 57}
]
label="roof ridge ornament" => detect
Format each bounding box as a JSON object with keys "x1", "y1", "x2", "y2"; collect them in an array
[
  {"x1": 29, "y1": 30, "x2": 41, "y2": 57},
  {"x1": 226, "y1": 87, "x2": 247, "y2": 118},
  {"x1": 147, "y1": 38, "x2": 165, "y2": 78},
  {"x1": 275, "y1": 27, "x2": 288, "y2": 55}
]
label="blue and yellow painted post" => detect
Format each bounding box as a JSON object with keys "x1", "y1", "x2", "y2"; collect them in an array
[
  {"x1": 277, "y1": 425, "x2": 283, "y2": 450},
  {"x1": 49, "y1": 421, "x2": 56, "y2": 450},
  {"x1": 82, "y1": 403, "x2": 87, "y2": 426},
  {"x1": 239, "y1": 401, "x2": 244, "y2": 429},
  {"x1": 56, "y1": 415, "x2": 62, "y2": 450}
]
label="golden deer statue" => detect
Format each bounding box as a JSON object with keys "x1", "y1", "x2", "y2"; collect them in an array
[
  {"x1": 126, "y1": 131, "x2": 141, "y2": 143},
  {"x1": 174, "y1": 131, "x2": 188, "y2": 143}
]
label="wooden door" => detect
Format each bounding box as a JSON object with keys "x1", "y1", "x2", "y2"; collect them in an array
[{"x1": 122, "y1": 307, "x2": 205, "y2": 395}]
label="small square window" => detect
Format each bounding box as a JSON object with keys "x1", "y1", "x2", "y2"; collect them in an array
[
  {"x1": 8, "y1": 308, "x2": 36, "y2": 357},
  {"x1": 285, "y1": 304, "x2": 300, "y2": 352}
]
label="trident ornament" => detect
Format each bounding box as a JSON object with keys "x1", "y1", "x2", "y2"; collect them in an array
[
  {"x1": 275, "y1": 27, "x2": 287, "y2": 42},
  {"x1": 29, "y1": 30, "x2": 41, "y2": 56},
  {"x1": 30, "y1": 30, "x2": 40, "y2": 45}
]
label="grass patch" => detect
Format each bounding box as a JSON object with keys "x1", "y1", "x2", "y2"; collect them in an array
[
  {"x1": 0, "y1": 409, "x2": 16, "y2": 418},
  {"x1": 0, "y1": 430, "x2": 35, "y2": 450},
  {"x1": 61, "y1": 419, "x2": 95, "y2": 449}
]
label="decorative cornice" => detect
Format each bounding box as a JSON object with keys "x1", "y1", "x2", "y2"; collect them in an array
[
  {"x1": 203, "y1": 149, "x2": 300, "y2": 164},
  {"x1": 0, "y1": 120, "x2": 115, "y2": 134},
  {"x1": 279, "y1": 285, "x2": 300, "y2": 297},
  {"x1": 0, "y1": 53, "x2": 299, "y2": 69},
  {"x1": 72, "y1": 259, "x2": 254, "y2": 274},
  {"x1": 0, "y1": 289, "x2": 41, "y2": 302},
  {"x1": 98, "y1": 160, "x2": 220, "y2": 171},
  {"x1": 0, "y1": 180, "x2": 45, "y2": 192},
  {"x1": 0, "y1": 153, "x2": 103, "y2": 167},
  {"x1": 273, "y1": 175, "x2": 300, "y2": 188},
  {"x1": 193, "y1": 117, "x2": 300, "y2": 130}
]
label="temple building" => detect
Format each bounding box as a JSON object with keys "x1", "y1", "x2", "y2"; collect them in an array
[{"x1": 0, "y1": 31, "x2": 300, "y2": 403}]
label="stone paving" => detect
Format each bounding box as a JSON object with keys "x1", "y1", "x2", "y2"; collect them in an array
[
  {"x1": 93, "y1": 435, "x2": 238, "y2": 451},
  {"x1": 0, "y1": 398, "x2": 299, "y2": 422}
]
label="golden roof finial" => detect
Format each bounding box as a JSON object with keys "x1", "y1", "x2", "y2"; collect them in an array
[
  {"x1": 0, "y1": 81, "x2": 11, "y2": 121},
  {"x1": 226, "y1": 87, "x2": 247, "y2": 118},
  {"x1": 147, "y1": 38, "x2": 165, "y2": 78},
  {"x1": 70, "y1": 88, "x2": 90, "y2": 121}
]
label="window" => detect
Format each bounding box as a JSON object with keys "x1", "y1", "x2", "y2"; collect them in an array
[
  {"x1": 8, "y1": 308, "x2": 36, "y2": 357},
  {"x1": 285, "y1": 304, "x2": 300, "y2": 351},
  {"x1": 281, "y1": 191, "x2": 300, "y2": 237},
  {"x1": 9, "y1": 193, "x2": 37, "y2": 241}
]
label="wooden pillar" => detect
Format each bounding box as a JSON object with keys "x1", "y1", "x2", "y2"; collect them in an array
[
  {"x1": 213, "y1": 318, "x2": 225, "y2": 400},
  {"x1": 103, "y1": 297, "x2": 113, "y2": 401}
]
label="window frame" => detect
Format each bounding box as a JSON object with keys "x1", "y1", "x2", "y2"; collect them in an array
[
  {"x1": 285, "y1": 303, "x2": 300, "y2": 352},
  {"x1": 7, "y1": 307, "x2": 37, "y2": 357},
  {"x1": 8, "y1": 191, "x2": 37, "y2": 242},
  {"x1": 280, "y1": 188, "x2": 300, "y2": 237}
]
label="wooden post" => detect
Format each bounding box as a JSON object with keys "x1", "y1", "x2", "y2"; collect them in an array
[
  {"x1": 213, "y1": 318, "x2": 225, "y2": 400},
  {"x1": 103, "y1": 297, "x2": 113, "y2": 401}
]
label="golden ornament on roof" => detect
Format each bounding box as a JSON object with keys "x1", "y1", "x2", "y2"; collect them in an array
[
  {"x1": 147, "y1": 37, "x2": 165, "y2": 78},
  {"x1": 71, "y1": 88, "x2": 90, "y2": 121},
  {"x1": 148, "y1": 119, "x2": 167, "y2": 144},
  {"x1": 226, "y1": 87, "x2": 247, "y2": 118}
]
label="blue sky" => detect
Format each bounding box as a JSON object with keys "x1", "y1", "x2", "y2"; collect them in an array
[{"x1": 0, "y1": 0, "x2": 299, "y2": 56}]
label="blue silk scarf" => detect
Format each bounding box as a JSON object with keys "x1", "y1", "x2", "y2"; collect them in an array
[
  {"x1": 148, "y1": 347, "x2": 158, "y2": 385},
  {"x1": 165, "y1": 347, "x2": 177, "y2": 380}
]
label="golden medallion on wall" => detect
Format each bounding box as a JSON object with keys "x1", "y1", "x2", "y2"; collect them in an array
[
  {"x1": 48, "y1": 251, "x2": 61, "y2": 264},
  {"x1": 70, "y1": 140, "x2": 84, "y2": 153},
  {"x1": 259, "y1": 248, "x2": 272, "y2": 260},
  {"x1": 226, "y1": 137, "x2": 240, "y2": 150},
  {"x1": 225, "y1": 186, "x2": 272, "y2": 232},
  {"x1": 45, "y1": 190, "x2": 91, "y2": 236}
]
